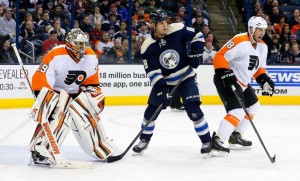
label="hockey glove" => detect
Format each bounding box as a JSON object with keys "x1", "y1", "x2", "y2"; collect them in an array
[
  {"x1": 216, "y1": 68, "x2": 238, "y2": 94},
  {"x1": 157, "y1": 87, "x2": 171, "y2": 109},
  {"x1": 80, "y1": 85, "x2": 105, "y2": 113},
  {"x1": 256, "y1": 73, "x2": 275, "y2": 96},
  {"x1": 188, "y1": 50, "x2": 203, "y2": 69}
]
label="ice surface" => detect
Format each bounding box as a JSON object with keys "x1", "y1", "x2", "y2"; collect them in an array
[{"x1": 0, "y1": 105, "x2": 299, "y2": 181}]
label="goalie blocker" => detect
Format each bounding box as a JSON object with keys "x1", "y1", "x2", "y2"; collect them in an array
[{"x1": 29, "y1": 87, "x2": 117, "y2": 166}]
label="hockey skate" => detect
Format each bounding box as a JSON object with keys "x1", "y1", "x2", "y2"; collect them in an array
[
  {"x1": 228, "y1": 131, "x2": 252, "y2": 150},
  {"x1": 201, "y1": 142, "x2": 212, "y2": 158},
  {"x1": 211, "y1": 132, "x2": 230, "y2": 157},
  {"x1": 132, "y1": 139, "x2": 149, "y2": 156}
]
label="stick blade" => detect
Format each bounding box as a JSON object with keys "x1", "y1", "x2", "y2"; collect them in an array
[
  {"x1": 107, "y1": 154, "x2": 124, "y2": 163},
  {"x1": 270, "y1": 154, "x2": 276, "y2": 163}
]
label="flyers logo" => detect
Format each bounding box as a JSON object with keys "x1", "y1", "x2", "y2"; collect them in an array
[
  {"x1": 64, "y1": 70, "x2": 87, "y2": 85},
  {"x1": 248, "y1": 55, "x2": 259, "y2": 70}
]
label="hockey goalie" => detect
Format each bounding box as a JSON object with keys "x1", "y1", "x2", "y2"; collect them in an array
[{"x1": 28, "y1": 28, "x2": 117, "y2": 167}]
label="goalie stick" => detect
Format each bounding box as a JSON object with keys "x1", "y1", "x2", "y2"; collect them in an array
[
  {"x1": 12, "y1": 43, "x2": 92, "y2": 169},
  {"x1": 231, "y1": 85, "x2": 276, "y2": 163},
  {"x1": 107, "y1": 67, "x2": 193, "y2": 163}
]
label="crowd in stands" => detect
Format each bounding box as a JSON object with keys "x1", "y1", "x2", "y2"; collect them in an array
[
  {"x1": 1, "y1": 0, "x2": 299, "y2": 65},
  {"x1": 0, "y1": 0, "x2": 214, "y2": 64},
  {"x1": 236, "y1": 0, "x2": 300, "y2": 64}
]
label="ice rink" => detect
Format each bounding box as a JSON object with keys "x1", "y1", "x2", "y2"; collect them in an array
[{"x1": 0, "y1": 105, "x2": 299, "y2": 181}]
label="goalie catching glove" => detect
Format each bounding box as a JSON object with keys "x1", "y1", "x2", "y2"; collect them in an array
[
  {"x1": 80, "y1": 85, "x2": 105, "y2": 114},
  {"x1": 188, "y1": 50, "x2": 203, "y2": 69},
  {"x1": 256, "y1": 73, "x2": 275, "y2": 96}
]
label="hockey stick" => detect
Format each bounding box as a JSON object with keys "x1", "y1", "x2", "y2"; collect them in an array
[
  {"x1": 107, "y1": 67, "x2": 193, "y2": 163},
  {"x1": 231, "y1": 85, "x2": 276, "y2": 163},
  {"x1": 12, "y1": 44, "x2": 92, "y2": 169}
]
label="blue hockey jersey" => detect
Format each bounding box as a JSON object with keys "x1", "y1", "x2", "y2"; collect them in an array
[{"x1": 141, "y1": 23, "x2": 205, "y2": 88}]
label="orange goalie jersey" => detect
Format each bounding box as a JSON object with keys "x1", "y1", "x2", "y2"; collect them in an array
[
  {"x1": 32, "y1": 45, "x2": 100, "y2": 94},
  {"x1": 213, "y1": 32, "x2": 268, "y2": 87}
]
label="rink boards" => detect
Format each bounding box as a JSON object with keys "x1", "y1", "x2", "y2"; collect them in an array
[{"x1": 0, "y1": 64, "x2": 299, "y2": 108}]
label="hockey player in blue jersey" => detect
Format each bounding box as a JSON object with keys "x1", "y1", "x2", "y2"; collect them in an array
[{"x1": 132, "y1": 9, "x2": 212, "y2": 157}]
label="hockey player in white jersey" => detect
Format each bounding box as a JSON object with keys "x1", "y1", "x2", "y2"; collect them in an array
[
  {"x1": 28, "y1": 28, "x2": 117, "y2": 167},
  {"x1": 211, "y1": 16, "x2": 275, "y2": 155},
  {"x1": 132, "y1": 9, "x2": 212, "y2": 157}
]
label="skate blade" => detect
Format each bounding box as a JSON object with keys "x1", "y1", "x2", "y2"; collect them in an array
[
  {"x1": 202, "y1": 152, "x2": 213, "y2": 159},
  {"x1": 211, "y1": 150, "x2": 229, "y2": 157},
  {"x1": 132, "y1": 151, "x2": 145, "y2": 156},
  {"x1": 228, "y1": 144, "x2": 252, "y2": 150}
]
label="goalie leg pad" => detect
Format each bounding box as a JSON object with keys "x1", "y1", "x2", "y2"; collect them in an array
[
  {"x1": 29, "y1": 89, "x2": 72, "y2": 165},
  {"x1": 68, "y1": 92, "x2": 117, "y2": 160}
]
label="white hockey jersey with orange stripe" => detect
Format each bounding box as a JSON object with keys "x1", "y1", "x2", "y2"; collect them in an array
[
  {"x1": 32, "y1": 45, "x2": 99, "y2": 94},
  {"x1": 213, "y1": 33, "x2": 268, "y2": 87}
]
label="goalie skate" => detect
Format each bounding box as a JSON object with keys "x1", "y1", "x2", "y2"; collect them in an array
[
  {"x1": 211, "y1": 132, "x2": 230, "y2": 157},
  {"x1": 132, "y1": 139, "x2": 149, "y2": 156},
  {"x1": 228, "y1": 131, "x2": 252, "y2": 150}
]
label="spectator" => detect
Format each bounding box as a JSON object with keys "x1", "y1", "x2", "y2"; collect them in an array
[
  {"x1": 136, "y1": 21, "x2": 150, "y2": 40},
  {"x1": 202, "y1": 39, "x2": 216, "y2": 64},
  {"x1": 287, "y1": 9, "x2": 299, "y2": 27},
  {"x1": 32, "y1": 6, "x2": 43, "y2": 23},
  {"x1": 113, "y1": 21, "x2": 128, "y2": 42},
  {"x1": 115, "y1": 0, "x2": 128, "y2": 22},
  {"x1": 38, "y1": 12, "x2": 54, "y2": 35},
  {"x1": 270, "y1": 6, "x2": 281, "y2": 24},
  {"x1": 192, "y1": 16, "x2": 205, "y2": 33},
  {"x1": 291, "y1": 42, "x2": 300, "y2": 64},
  {"x1": 89, "y1": 6, "x2": 104, "y2": 28},
  {"x1": 0, "y1": 34, "x2": 16, "y2": 64},
  {"x1": 20, "y1": 13, "x2": 40, "y2": 35},
  {"x1": 279, "y1": 24, "x2": 292, "y2": 45},
  {"x1": 274, "y1": 15, "x2": 289, "y2": 35},
  {"x1": 80, "y1": 14, "x2": 94, "y2": 34},
  {"x1": 74, "y1": 19, "x2": 79, "y2": 28},
  {"x1": 90, "y1": 21, "x2": 103, "y2": 46},
  {"x1": 133, "y1": 6, "x2": 150, "y2": 23},
  {"x1": 102, "y1": 13, "x2": 121, "y2": 38},
  {"x1": 61, "y1": 15, "x2": 71, "y2": 33},
  {"x1": 278, "y1": 41, "x2": 293, "y2": 64},
  {"x1": 176, "y1": 6, "x2": 188, "y2": 25},
  {"x1": 0, "y1": 5, "x2": 4, "y2": 18},
  {"x1": 291, "y1": 16, "x2": 300, "y2": 34},
  {"x1": 133, "y1": 35, "x2": 146, "y2": 63},
  {"x1": 94, "y1": 31, "x2": 114, "y2": 62},
  {"x1": 132, "y1": 0, "x2": 140, "y2": 15},
  {"x1": 268, "y1": 34, "x2": 281, "y2": 63},
  {"x1": 144, "y1": 0, "x2": 157, "y2": 14},
  {"x1": 100, "y1": 0, "x2": 110, "y2": 18},
  {"x1": 290, "y1": 34, "x2": 298, "y2": 44},
  {"x1": 50, "y1": 4, "x2": 65, "y2": 21},
  {"x1": 48, "y1": 18, "x2": 66, "y2": 43},
  {"x1": 206, "y1": 32, "x2": 220, "y2": 51},
  {"x1": 107, "y1": 3, "x2": 123, "y2": 23},
  {"x1": 0, "y1": 1, "x2": 9, "y2": 10},
  {"x1": 20, "y1": 20, "x2": 44, "y2": 58},
  {"x1": 0, "y1": 8, "x2": 16, "y2": 37},
  {"x1": 42, "y1": 30, "x2": 60, "y2": 54},
  {"x1": 106, "y1": 38, "x2": 128, "y2": 63}
]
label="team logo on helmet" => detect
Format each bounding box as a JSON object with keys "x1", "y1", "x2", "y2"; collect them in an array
[{"x1": 159, "y1": 49, "x2": 180, "y2": 69}]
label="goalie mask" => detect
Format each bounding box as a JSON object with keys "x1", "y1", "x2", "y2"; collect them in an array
[{"x1": 65, "y1": 28, "x2": 89, "y2": 63}]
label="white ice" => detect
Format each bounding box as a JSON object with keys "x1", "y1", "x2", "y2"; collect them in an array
[{"x1": 0, "y1": 105, "x2": 299, "y2": 181}]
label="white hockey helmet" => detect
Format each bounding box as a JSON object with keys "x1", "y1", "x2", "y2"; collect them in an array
[
  {"x1": 248, "y1": 16, "x2": 267, "y2": 35},
  {"x1": 65, "y1": 28, "x2": 89, "y2": 62}
]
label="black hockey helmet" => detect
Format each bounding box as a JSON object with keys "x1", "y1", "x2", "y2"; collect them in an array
[{"x1": 150, "y1": 9, "x2": 168, "y2": 23}]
